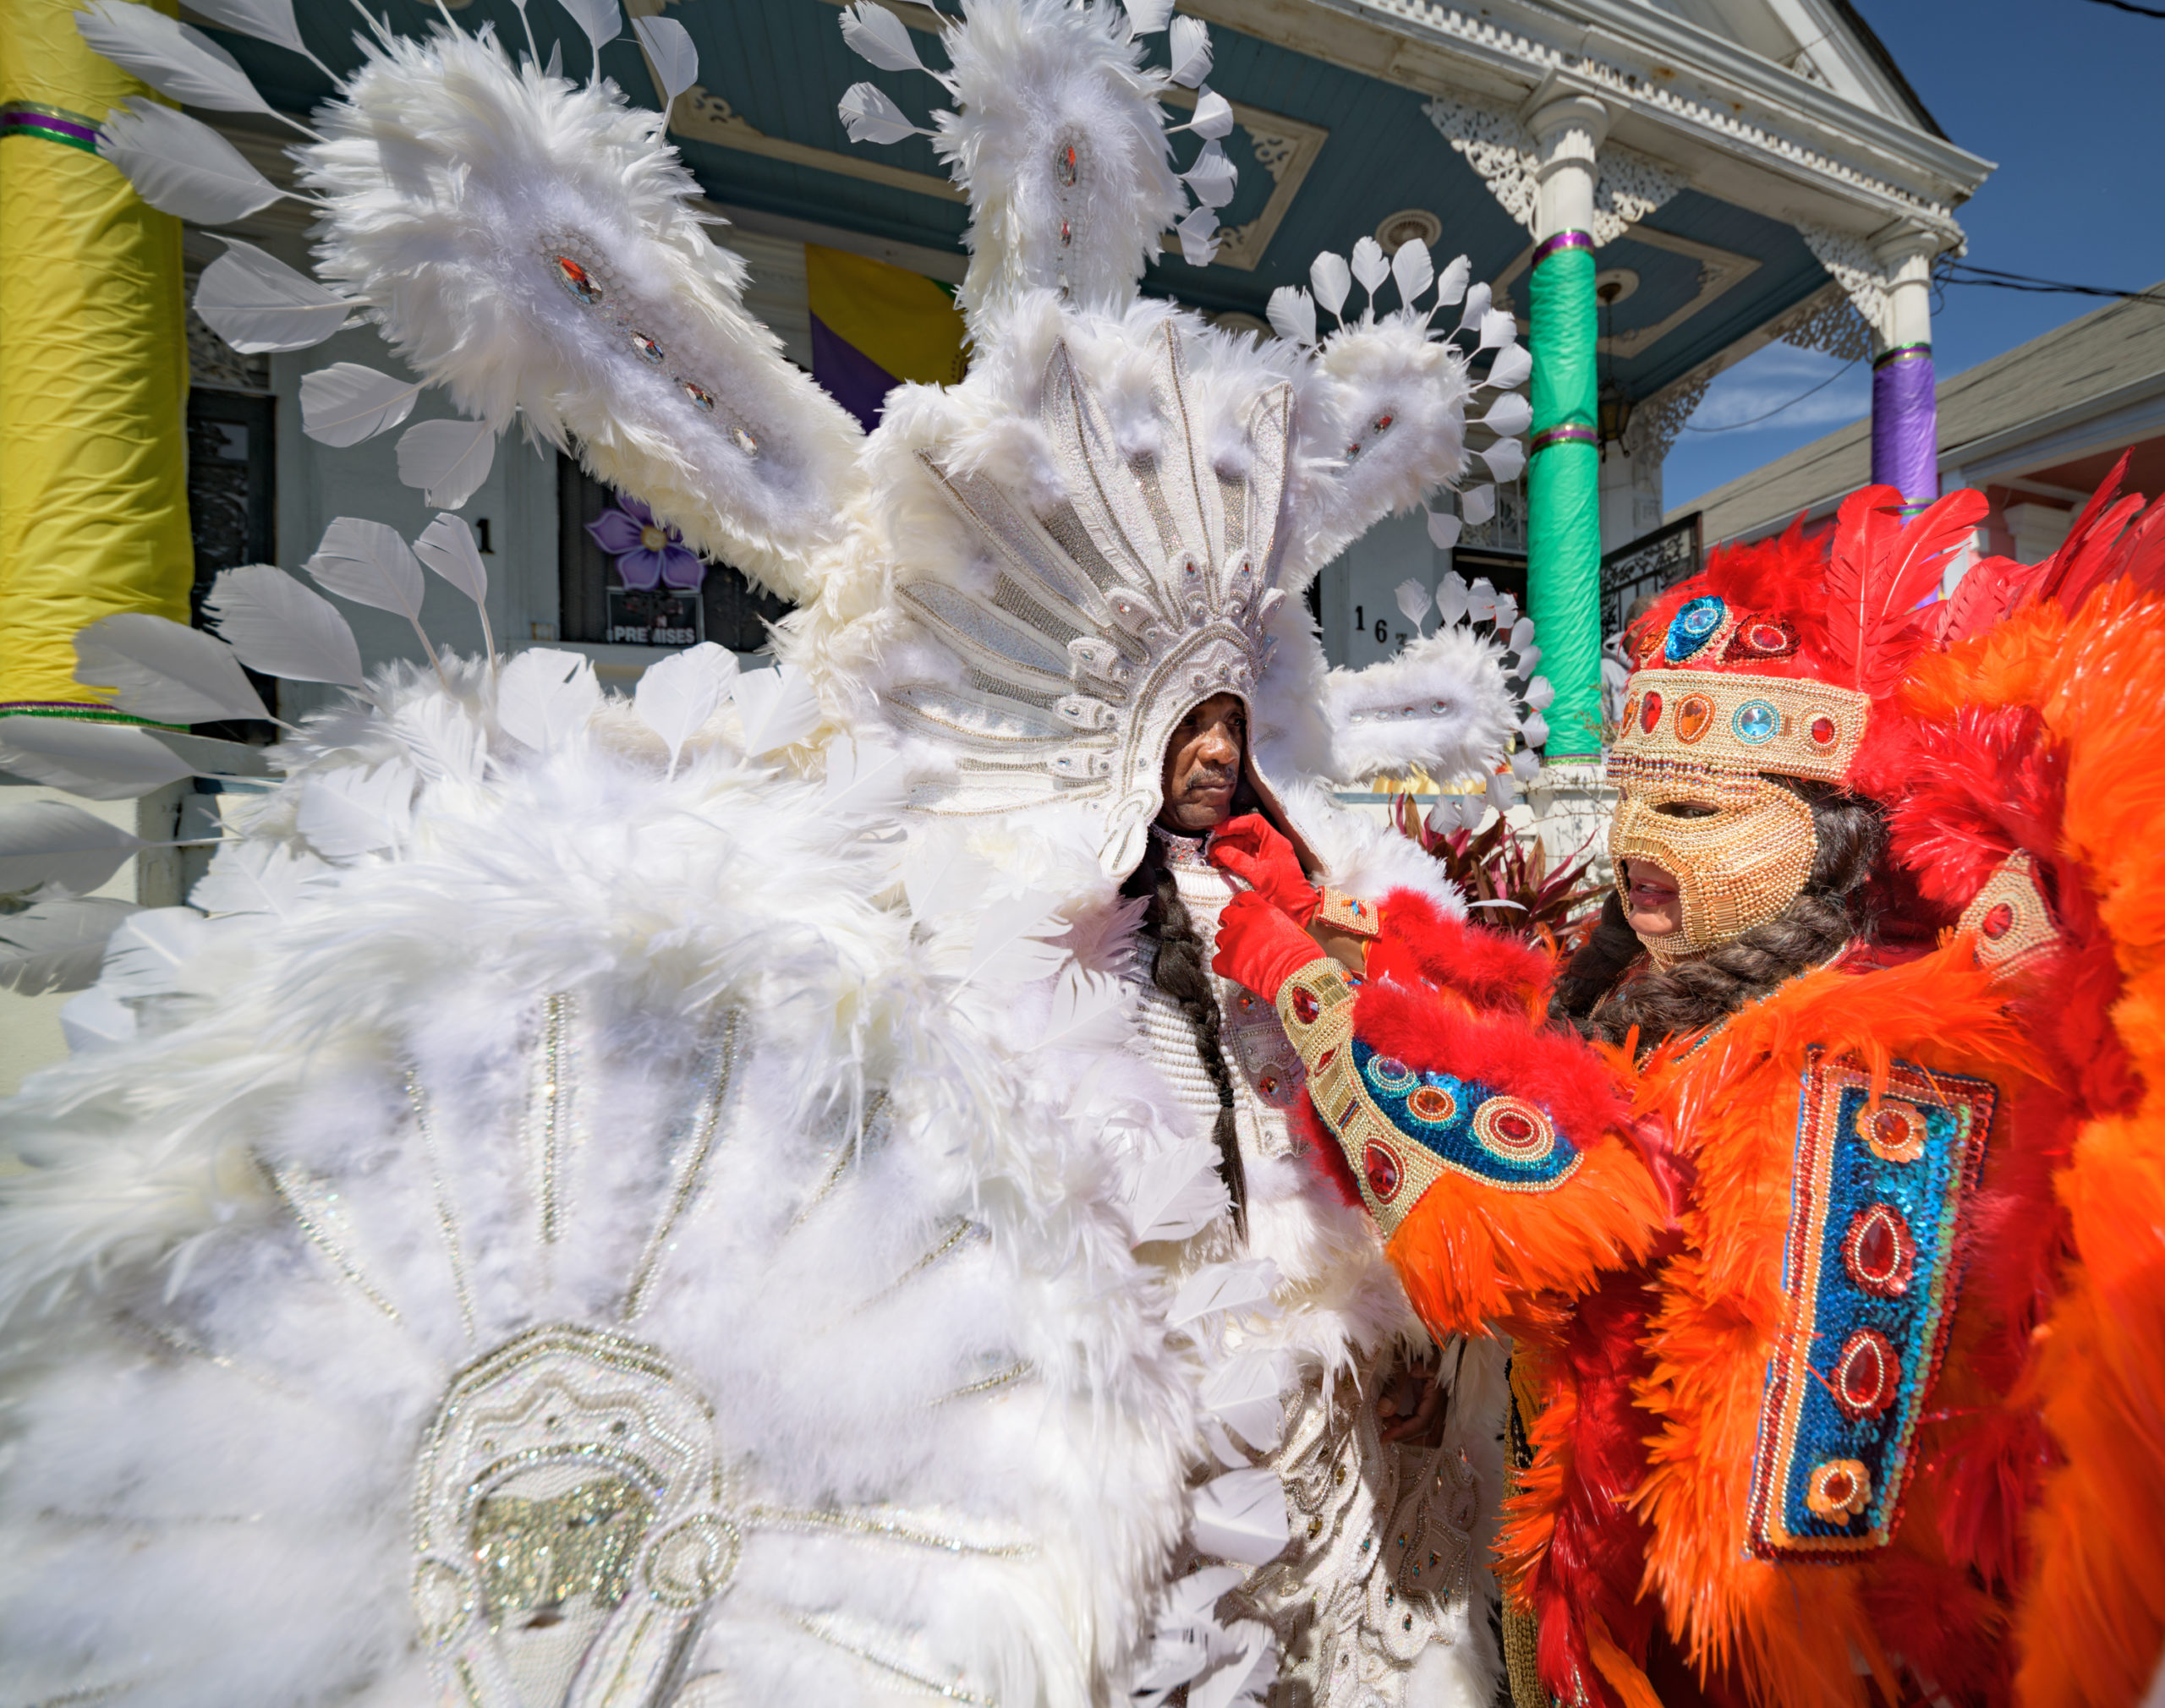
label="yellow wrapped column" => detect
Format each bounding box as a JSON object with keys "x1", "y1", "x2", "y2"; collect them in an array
[{"x1": 0, "y1": 0, "x2": 190, "y2": 711}]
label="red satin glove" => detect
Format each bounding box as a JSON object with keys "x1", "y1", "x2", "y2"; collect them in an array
[
  {"x1": 1209, "y1": 813, "x2": 1318, "y2": 922},
  {"x1": 1213, "y1": 888, "x2": 1335, "y2": 1005}
]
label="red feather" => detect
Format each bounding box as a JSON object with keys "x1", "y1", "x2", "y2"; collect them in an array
[{"x1": 1823, "y1": 486, "x2": 1989, "y2": 693}]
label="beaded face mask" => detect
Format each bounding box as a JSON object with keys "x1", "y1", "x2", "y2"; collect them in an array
[{"x1": 1608, "y1": 760, "x2": 1818, "y2": 965}]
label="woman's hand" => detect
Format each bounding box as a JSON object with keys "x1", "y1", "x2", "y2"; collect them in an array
[{"x1": 1378, "y1": 1352, "x2": 1448, "y2": 1446}]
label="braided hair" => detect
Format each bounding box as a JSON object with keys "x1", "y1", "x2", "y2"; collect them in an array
[
  {"x1": 1130, "y1": 843, "x2": 1249, "y2": 1240},
  {"x1": 1549, "y1": 779, "x2": 1886, "y2": 1050}
]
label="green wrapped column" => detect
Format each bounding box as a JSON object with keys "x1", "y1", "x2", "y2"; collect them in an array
[{"x1": 1526, "y1": 229, "x2": 1600, "y2": 759}]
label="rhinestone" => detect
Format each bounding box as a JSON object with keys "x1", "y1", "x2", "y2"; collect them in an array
[
  {"x1": 1291, "y1": 988, "x2": 1320, "y2": 1025},
  {"x1": 681, "y1": 379, "x2": 715, "y2": 413},
  {"x1": 1639, "y1": 691, "x2": 1662, "y2": 735},
  {"x1": 629, "y1": 329, "x2": 664, "y2": 364},
  {"x1": 553, "y1": 254, "x2": 603, "y2": 305},
  {"x1": 1057, "y1": 142, "x2": 1078, "y2": 187},
  {"x1": 1981, "y1": 902, "x2": 2014, "y2": 939},
  {"x1": 1732, "y1": 699, "x2": 1779, "y2": 744},
  {"x1": 1363, "y1": 1141, "x2": 1401, "y2": 1202},
  {"x1": 1372, "y1": 413, "x2": 1395, "y2": 431},
  {"x1": 1060, "y1": 220, "x2": 1072, "y2": 248},
  {"x1": 1676, "y1": 694, "x2": 1714, "y2": 743},
  {"x1": 1810, "y1": 714, "x2": 1839, "y2": 745}
]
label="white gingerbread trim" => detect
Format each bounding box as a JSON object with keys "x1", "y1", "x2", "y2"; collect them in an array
[
  {"x1": 1766, "y1": 280, "x2": 1873, "y2": 364},
  {"x1": 1621, "y1": 367, "x2": 1717, "y2": 463},
  {"x1": 1795, "y1": 222, "x2": 1893, "y2": 347},
  {"x1": 1423, "y1": 96, "x2": 1681, "y2": 246}
]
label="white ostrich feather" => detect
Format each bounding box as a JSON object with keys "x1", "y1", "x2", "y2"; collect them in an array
[
  {"x1": 1165, "y1": 15, "x2": 1211, "y2": 86},
  {"x1": 1323, "y1": 624, "x2": 1518, "y2": 787},
  {"x1": 297, "y1": 27, "x2": 863, "y2": 600},
  {"x1": 837, "y1": 79, "x2": 928, "y2": 144},
  {"x1": 633, "y1": 643, "x2": 736, "y2": 778}
]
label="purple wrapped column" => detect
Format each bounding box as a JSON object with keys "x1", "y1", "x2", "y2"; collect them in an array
[{"x1": 1871, "y1": 342, "x2": 1936, "y2": 511}]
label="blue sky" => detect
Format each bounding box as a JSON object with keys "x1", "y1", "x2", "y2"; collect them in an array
[{"x1": 1663, "y1": 0, "x2": 2165, "y2": 509}]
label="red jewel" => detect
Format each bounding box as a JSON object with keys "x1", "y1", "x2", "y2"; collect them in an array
[
  {"x1": 1750, "y1": 622, "x2": 1787, "y2": 649},
  {"x1": 1313, "y1": 1047, "x2": 1336, "y2": 1074},
  {"x1": 1981, "y1": 902, "x2": 2014, "y2": 940},
  {"x1": 1833, "y1": 1328, "x2": 1899, "y2": 1420},
  {"x1": 1639, "y1": 691, "x2": 1663, "y2": 734},
  {"x1": 1494, "y1": 1109, "x2": 1534, "y2": 1142},
  {"x1": 1810, "y1": 714, "x2": 1838, "y2": 745},
  {"x1": 1291, "y1": 987, "x2": 1320, "y2": 1025},
  {"x1": 1373, "y1": 413, "x2": 1394, "y2": 430},
  {"x1": 1819, "y1": 1466, "x2": 1855, "y2": 1505},
  {"x1": 1363, "y1": 1141, "x2": 1402, "y2": 1202},
  {"x1": 1258, "y1": 1075, "x2": 1278, "y2": 1096},
  {"x1": 1236, "y1": 993, "x2": 1253, "y2": 1010},
  {"x1": 1843, "y1": 1203, "x2": 1914, "y2": 1297}
]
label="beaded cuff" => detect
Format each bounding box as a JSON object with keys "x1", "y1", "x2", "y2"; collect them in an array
[{"x1": 1273, "y1": 960, "x2": 1583, "y2": 1239}]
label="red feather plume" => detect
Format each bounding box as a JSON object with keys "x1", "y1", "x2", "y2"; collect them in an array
[{"x1": 1822, "y1": 485, "x2": 1989, "y2": 694}]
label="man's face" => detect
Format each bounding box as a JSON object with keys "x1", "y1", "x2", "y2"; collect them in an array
[{"x1": 1158, "y1": 693, "x2": 1247, "y2": 834}]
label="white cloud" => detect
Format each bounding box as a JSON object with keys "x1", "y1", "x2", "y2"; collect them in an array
[{"x1": 1682, "y1": 343, "x2": 1868, "y2": 436}]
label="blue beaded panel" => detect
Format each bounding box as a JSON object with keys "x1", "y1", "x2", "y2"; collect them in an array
[
  {"x1": 1746, "y1": 1051, "x2": 1996, "y2": 1559},
  {"x1": 1352, "y1": 1041, "x2": 1582, "y2": 1191},
  {"x1": 1665, "y1": 595, "x2": 1727, "y2": 662}
]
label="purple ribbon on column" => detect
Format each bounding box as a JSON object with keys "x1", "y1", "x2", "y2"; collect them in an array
[{"x1": 1871, "y1": 343, "x2": 1936, "y2": 511}]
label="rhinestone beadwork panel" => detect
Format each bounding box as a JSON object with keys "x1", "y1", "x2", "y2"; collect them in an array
[{"x1": 1745, "y1": 1051, "x2": 1996, "y2": 1560}]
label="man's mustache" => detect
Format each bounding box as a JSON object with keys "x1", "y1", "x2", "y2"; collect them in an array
[{"x1": 1180, "y1": 764, "x2": 1236, "y2": 790}]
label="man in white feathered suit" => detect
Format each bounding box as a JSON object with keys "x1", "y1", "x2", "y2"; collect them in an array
[{"x1": 0, "y1": 3, "x2": 1548, "y2": 1705}]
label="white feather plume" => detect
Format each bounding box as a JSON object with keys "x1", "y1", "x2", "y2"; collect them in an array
[
  {"x1": 204, "y1": 564, "x2": 366, "y2": 688},
  {"x1": 395, "y1": 417, "x2": 497, "y2": 510},
  {"x1": 630, "y1": 12, "x2": 697, "y2": 107},
  {"x1": 0, "y1": 801, "x2": 145, "y2": 896},
  {"x1": 1324, "y1": 624, "x2": 1517, "y2": 787},
  {"x1": 0, "y1": 715, "x2": 193, "y2": 800},
  {"x1": 183, "y1": 0, "x2": 308, "y2": 56},
  {"x1": 73, "y1": 614, "x2": 270, "y2": 727},
  {"x1": 307, "y1": 517, "x2": 428, "y2": 629},
  {"x1": 1182, "y1": 87, "x2": 1232, "y2": 140},
  {"x1": 299, "y1": 363, "x2": 420, "y2": 446},
  {"x1": 838, "y1": 79, "x2": 929, "y2": 144},
  {"x1": 96, "y1": 99, "x2": 284, "y2": 224},
  {"x1": 195, "y1": 238, "x2": 355, "y2": 354},
  {"x1": 733, "y1": 663, "x2": 821, "y2": 756},
  {"x1": 556, "y1": 0, "x2": 621, "y2": 69},
  {"x1": 74, "y1": 0, "x2": 273, "y2": 113},
  {"x1": 634, "y1": 642, "x2": 737, "y2": 778},
  {"x1": 496, "y1": 648, "x2": 601, "y2": 752},
  {"x1": 1166, "y1": 15, "x2": 1211, "y2": 86},
  {"x1": 1389, "y1": 238, "x2": 1433, "y2": 308},
  {"x1": 1265, "y1": 285, "x2": 1316, "y2": 348},
  {"x1": 299, "y1": 28, "x2": 863, "y2": 600},
  {"x1": 1309, "y1": 250, "x2": 1351, "y2": 319},
  {"x1": 0, "y1": 895, "x2": 142, "y2": 994},
  {"x1": 1349, "y1": 235, "x2": 1389, "y2": 301},
  {"x1": 839, "y1": 3, "x2": 935, "y2": 77}
]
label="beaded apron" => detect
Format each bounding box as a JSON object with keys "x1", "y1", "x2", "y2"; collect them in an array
[{"x1": 1132, "y1": 832, "x2": 1478, "y2": 1705}]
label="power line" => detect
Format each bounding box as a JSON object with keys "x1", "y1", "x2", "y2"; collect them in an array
[
  {"x1": 1680, "y1": 356, "x2": 1861, "y2": 435},
  {"x1": 1938, "y1": 260, "x2": 2165, "y2": 304}
]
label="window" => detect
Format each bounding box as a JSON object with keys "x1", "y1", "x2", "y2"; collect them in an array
[{"x1": 555, "y1": 452, "x2": 790, "y2": 653}]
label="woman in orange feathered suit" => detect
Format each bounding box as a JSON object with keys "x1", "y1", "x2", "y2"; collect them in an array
[{"x1": 1206, "y1": 465, "x2": 2165, "y2": 1708}]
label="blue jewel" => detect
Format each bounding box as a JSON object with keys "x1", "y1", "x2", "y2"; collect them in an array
[
  {"x1": 1368, "y1": 1056, "x2": 1417, "y2": 1092},
  {"x1": 1665, "y1": 596, "x2": 1726, "y2": 662},
  {"x1": 1733, "y1": 699, "x2": 1780, "y2": 744}
]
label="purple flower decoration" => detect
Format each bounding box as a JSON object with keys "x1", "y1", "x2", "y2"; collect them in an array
[{"x1": 586, "y1": 495, "x2": 704, "y2": 591}]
